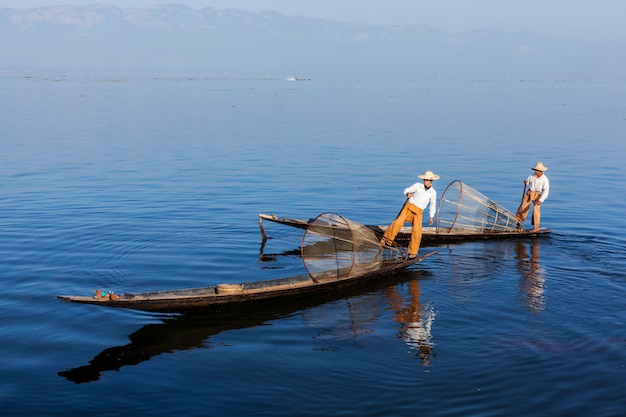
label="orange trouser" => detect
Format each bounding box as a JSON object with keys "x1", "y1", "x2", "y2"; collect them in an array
[
  {"x1": 382, "y1": 202, "x2": 423, "y2": 256},
  {"x1": 516, "y1": 191, "x2": 542, "y2": 229}
]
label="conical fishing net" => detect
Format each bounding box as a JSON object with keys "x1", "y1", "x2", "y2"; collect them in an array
[
  {"x1": 436, "y1": 180, "x2": 521, "y2": 234},
  {"x1": 301, "y1": 213, "x2": 406, "y2": 282}
]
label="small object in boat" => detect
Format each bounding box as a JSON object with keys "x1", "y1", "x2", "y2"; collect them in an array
[
  {"x1": 216, "y1": 284, "x2": 244, "y2": 294},
  {"x1": 94, "y1": 289, "x2": 110, "y2": 300},
  {"x1": 94, "y1": 289, "x2": 119, "y2": 301}
]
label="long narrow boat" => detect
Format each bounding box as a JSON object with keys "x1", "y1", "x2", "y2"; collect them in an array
[
  {"x1": 259, "y1": 213, "x2": 550, "y2": 246},
  {"x1": 58, "y1": 267, "x2": 430, "y2": 384},
  {"x1": 58, "y1": 213, "x2": 435, "y2": 314},
  {"x1": 259, "y1": 180, "x2": 552, "y2": 245},
  {"x1": 57, "y1": 253, "x2": 432, "y2": 313}
]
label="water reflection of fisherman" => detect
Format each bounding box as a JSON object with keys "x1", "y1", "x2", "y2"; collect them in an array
[
  {"x1": 385, "y1": 280, "x2": 435, "y2": 366},
  {"x1": 515, "y1": 240, "x2": 546, "y2": 314}
]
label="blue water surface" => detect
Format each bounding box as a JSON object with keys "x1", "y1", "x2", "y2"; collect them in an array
[{"x1": 0, "y1": 74, "x2": 625, "y2": 416}]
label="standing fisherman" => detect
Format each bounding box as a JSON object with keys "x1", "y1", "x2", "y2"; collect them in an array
[
  {"x1": 381, "y1": 170, "x2": 439, "y2": 258},
  {"x1": 516, "y1": 162, "x2": 550, "y2": 232}
]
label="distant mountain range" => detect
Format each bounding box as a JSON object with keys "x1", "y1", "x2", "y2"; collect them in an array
[{"x1": 0, "y1": 4, "x2": 618, "y2": 79}]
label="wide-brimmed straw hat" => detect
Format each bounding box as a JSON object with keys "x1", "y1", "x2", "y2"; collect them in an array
[
  {"x1": 532, "y1": 162, "x2": 548, "y2": 172},
  {"x1": 418, "y1": 170, "x2": 440, "y2": 180}
]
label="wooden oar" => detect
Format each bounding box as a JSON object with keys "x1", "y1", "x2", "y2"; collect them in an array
[
  {"x1": 396, "y1": 198, "x2": 409, "y2": 218},
  {"x1": 515, "y1": 183, "x2": 527, "y2": 227}
]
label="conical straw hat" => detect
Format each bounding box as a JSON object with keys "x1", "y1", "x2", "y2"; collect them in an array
[{"x1": 418, "y1": 170, "x2": 440, "y2": 180}]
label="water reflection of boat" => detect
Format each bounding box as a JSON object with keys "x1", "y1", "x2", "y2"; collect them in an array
[
  {"x1": 58, "y1": 213, "x2": 435, "y2": 313},
  {"x1": 304, "y1": 290, "x2": 387, "y2": 340},
  {"x1": 58, "y1": 269, "x2": 431, "y2": 384},
  {"x1": 259, "y1": 180, "x2": 551, "y2": 247}
]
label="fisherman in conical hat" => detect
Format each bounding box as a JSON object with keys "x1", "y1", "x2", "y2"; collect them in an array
[
  {"x1": 381, "y1": 170, "x2": 440, "y2": 258},
  {"x1": 516, "y1": 162, "x2": 550, "y2": 232}
]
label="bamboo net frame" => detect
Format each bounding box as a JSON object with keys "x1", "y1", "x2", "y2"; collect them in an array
[
  {"x1": 436, "y1": 180, "x2": 522, "y2": 234},
  {"x1": 301, "y1": 213, "x2": 406, "y2": 282}
]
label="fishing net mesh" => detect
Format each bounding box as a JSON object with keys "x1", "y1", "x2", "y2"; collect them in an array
[
  {"x1": 301, "y1": 213, "x2": 406, "y2": 282},
  {"x1": 436, "y1": 180, "x2": 522, "y2": 234}
]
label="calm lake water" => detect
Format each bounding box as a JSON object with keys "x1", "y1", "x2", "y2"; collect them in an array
[{"x1": 1, "y1": 74, "x2": 625, "y2": 416}]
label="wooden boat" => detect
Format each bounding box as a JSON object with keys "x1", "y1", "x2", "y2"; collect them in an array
[
  {"x1": 57, "y1": 253, "x2": 432, "y2": 314},
  {"x1": 58, "y1": 267, "x2": 430, "y2": 383},
  {"x1": 259, "y1": 180, "x2": 552, "y2": 246},
  {"x1": 58, "y1": 213, "x2": 435, "y2": 313},
  {"x1": 259, "y1": 213, "x2": 550, "y2": 246}
]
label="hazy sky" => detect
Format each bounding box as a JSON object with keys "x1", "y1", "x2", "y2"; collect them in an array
[{"x1": 3, "y1": 0, "x2": 625, "y2": 39}]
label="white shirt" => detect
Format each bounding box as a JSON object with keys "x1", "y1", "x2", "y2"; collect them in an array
[
  {"x1": 526, "y1": 174, "x2": 550, "y2": 203},
  {"x1": 404, "y1": 182, "x2": 437, "y2": 219}
]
